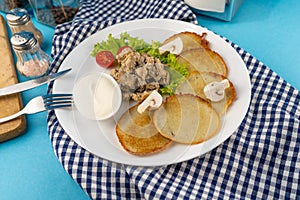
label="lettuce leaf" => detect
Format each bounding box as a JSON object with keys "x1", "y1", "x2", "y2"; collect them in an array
[
  {"x1": 90, "y1": 32, "x2": 189, "y2": 95},
  {"x1": 91, "y1": 32, "x2": 150, "y2": 56},
  {"x1": 140, "y1": 48, "x2": 189, "y2": 95}
]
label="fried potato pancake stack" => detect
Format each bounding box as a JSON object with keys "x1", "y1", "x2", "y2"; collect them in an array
[{"x1": 116, "y1": 32, "x2": 236, "y2": 155}]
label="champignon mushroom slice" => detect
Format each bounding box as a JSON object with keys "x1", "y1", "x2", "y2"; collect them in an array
[
  {"x1": 203, "y1": 79, "x2": 230, "y2": 102},
  {"x1": 158, "y1": 37, "x2": 183, "y2": 55},
  {"x1": 137, "y1": 90, "x2": 163, "y2": 113}
]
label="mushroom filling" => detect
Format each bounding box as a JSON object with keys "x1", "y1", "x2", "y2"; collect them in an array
[{"x1": 110, "y1": 50, "x2": 170, "y2": 102}]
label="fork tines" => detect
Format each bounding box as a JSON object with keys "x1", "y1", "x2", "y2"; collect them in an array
[{"x1": 43, "y1": 94, "x2": 73, "y2": 110}]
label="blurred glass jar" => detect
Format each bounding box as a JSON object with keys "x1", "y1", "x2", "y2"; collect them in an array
[
  {"x1": 10, "y1": 31, "x2": 50, "y2": 78},
  {"x1": 29, "y1": 0, "x2": 79, "y2": 27},
  {"x1": 6, "y1": 7, "x2": 43, "y2": 44},
  {"x1": 0, "y1": 0, "x2": 30, "y2": 12}
]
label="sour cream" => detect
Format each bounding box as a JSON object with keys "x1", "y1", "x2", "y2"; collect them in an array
[{"x1": 73, "y1": 73, "x2": 122, "y2": 120}]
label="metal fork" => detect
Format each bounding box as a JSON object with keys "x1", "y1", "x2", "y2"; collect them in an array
[{"x1": 0, "y1": 94, "x2": 73, "y2": 123}]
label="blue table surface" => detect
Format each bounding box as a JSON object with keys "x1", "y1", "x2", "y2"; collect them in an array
[{"x1": 0, "y1": 1, "x2": 299, "y2": 199}]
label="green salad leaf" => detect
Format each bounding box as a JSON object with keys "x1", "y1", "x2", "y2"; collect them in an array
[
  {"x1": 139, "y1": 48, "x2": 189, "y2": 95},
  {"x1": 90, "y1": 32, "x2": 189, "y2": 95},
  {"x1": 91, "y1": 32, "x2": 150, "y2": 56}
]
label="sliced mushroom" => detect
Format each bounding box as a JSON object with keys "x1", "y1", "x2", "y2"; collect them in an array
[
  {"x1": 203, "y1": 79, "x2": 230, "y2": 102},
  {"x1": 158, "y1": 37, "x2": 183, "y2": 55},
  {"x1": 137, "y1": 90, "x2": 163, "y2": 113}
]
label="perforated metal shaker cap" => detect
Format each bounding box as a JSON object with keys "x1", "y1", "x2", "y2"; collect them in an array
[
  {"x1": 10, "y1": 31, "x2": 37, "y2": 51},
  {"x1": 6, "y1": 8, "x2": 30, "y2": 25}
]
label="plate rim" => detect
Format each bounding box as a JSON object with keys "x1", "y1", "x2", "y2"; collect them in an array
[{"x1": 53, "y1": 18, "x2": 252, "y2": 167}]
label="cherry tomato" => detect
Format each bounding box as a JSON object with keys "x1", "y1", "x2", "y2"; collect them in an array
[
  {"x1": 117, "y1": 46, "x2": 133, "y2": 57},
  {"x1": 95, "y1": 50, "x2": 115, "y2": 68}
]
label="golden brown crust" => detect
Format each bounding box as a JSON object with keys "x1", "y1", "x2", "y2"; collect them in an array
[
  {"x1": 163, "y1": 31, "x2": 228, "y2": 76},
  {"x1": 163, "y1": 31, "x2": 209, "y2": 49},
  {"x1": 153, "y1": 94, "x2": 220, "y2": 144},
  {"x1": 116, "y1": 104, "x2": 172, "y2": 155},
  {"x1": 176, "y1": 47, "x2": 228, "y2": 76},
  {"x1": 116, "y1": 127, "x2": 172, "y2": 155},
  {"x1": 176, "y1": 71, "x2": 236, "y2": 115},
  {"x1": 115, "y1": 31, "x2": 237, "y2": 155},
  {"x1": 207, "y1": 49, "x2": 228, "y2": 77}
]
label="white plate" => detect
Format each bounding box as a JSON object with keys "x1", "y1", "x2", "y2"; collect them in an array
[{"x1": 53, "y1": 19, "x2": 251, "y2": 167}]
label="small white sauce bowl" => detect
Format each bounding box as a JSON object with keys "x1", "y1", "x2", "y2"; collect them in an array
[{"x1": 73, "y1": 72, "x2": 122, "y2": 121}]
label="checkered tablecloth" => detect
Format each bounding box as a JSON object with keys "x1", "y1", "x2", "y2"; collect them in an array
[{"x1": 47, "y1": 0, "x2": 300, "y2": 199}]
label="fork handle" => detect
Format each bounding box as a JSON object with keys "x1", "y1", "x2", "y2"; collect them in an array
[{"x1": 0, "y1": 110, "x2": 24, "y2": 123}]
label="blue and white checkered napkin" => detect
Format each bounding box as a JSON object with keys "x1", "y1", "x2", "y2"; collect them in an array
[{"x1": 47, "y1": 0, "x2": 300, "y2": 199}]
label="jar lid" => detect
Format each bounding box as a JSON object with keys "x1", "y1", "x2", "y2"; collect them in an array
[
  {"x1": 6, "y1": 8, "x2": 30, "y2": 25},
  {"x1": 11, "y1": 31, "x2": 37, "y2": 51}
]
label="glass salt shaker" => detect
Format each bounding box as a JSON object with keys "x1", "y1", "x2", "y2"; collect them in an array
[
  {"x1": 6, "y1": 7, "x2": 43, "y2": 45},
  {"x1": 10, "y1": 31, "x2": 51, "y2": 78}
]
